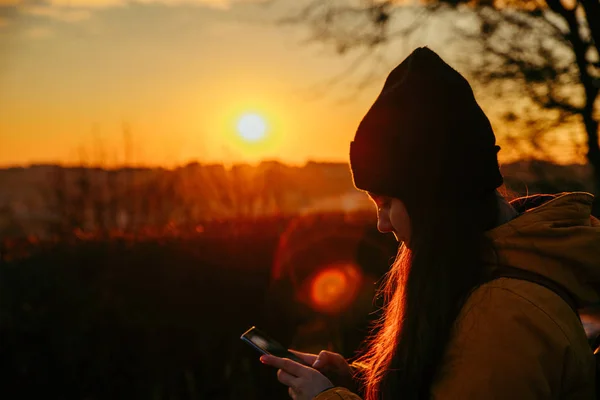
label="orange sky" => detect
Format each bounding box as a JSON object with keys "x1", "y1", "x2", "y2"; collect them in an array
[{"x1": 0, "y1": 0, "x2": 588, "y2": 167}]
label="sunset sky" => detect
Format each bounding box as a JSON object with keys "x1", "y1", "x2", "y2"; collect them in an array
[{"x1": 0, "y1": 0, "x2": 587, "y2": 167}]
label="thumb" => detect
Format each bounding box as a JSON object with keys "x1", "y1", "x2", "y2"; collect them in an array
[
  {"x1": 288, "y1": 349, "x2": 318, "y2": 366},
  {"x1": 313, "y1": 351, "x2": 337, "y2": 370}
]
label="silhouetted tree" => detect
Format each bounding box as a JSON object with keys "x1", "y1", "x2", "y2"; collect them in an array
[
  {"x1": 284, "y1": 0, "x2": 599, "y2": 209},
  {"x1": 462, "y1": 0, "x2": 599, "y2": 204}
]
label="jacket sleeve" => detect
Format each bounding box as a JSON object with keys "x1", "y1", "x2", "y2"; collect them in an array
[
  {"x1": 431, "y1": 284, "x2": 571, "y2": 400},
  {"x1": 313, "y1": 387, "x2": 363, "y2": 400},
  {"x1": 313, "y1": 361, "x2": 366, "y2": 400}
]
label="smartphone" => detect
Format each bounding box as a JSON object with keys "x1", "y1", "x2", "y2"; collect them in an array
[{"x1": 240, "y1": 326, "x2": 311, "y2": 366}]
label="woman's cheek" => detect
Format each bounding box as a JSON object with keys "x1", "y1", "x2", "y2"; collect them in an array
[{"x1": 377, "y1": 209, "x2": 394, "y2": 233}]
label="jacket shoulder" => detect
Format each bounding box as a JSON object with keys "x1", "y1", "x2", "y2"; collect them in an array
[
  {"x1": 475, "y1": 278, "x2": 589, "y2": 351},
  {"x1": 434, "y1": 279, "x2": 594, "y2": 398},
  {"x1": 313, "y1": 387, "x2": 363, "y2": 400}
]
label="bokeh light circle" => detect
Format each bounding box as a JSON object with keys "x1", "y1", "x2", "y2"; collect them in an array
[{"x1": 308, "y1": 263, "x2": 362, "y2": 314}]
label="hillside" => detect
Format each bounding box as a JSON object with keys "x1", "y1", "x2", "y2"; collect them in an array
[{"x1": 0, "y1": 160, "x2": 594, "y2": 238}]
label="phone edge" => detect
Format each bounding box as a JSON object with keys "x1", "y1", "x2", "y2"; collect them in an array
[
  {"x1": 240, "y1": 326, "x2": 311, "y2": 367},
  {"x1": 240, "y1": 335, "x2": 271, "y2": 357}
]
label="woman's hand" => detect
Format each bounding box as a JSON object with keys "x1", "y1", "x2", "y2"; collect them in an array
[
  {"x1": 289, "y1": 350, "x2": 357, "y2": 392},
  {"x1": 260, "y1": 354, "x2": 334, "y2": 400}
]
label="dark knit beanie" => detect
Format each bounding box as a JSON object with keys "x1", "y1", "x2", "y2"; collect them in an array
[{"x1": 349, "y1": 47, "x2": 503, "y2": 202}]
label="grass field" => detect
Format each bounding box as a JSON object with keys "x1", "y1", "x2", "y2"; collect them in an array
[{"x1": 0, "y1": 212, "x2": 397, "y2": 399}]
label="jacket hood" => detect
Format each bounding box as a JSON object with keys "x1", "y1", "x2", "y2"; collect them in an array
[{"x1": 488, "y1": 192, "x2": 600, "y2": 307}]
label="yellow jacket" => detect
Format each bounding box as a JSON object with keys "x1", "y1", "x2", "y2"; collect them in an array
[{"x1": 315, "y1": 192, "x2": 599, "y2": 400}]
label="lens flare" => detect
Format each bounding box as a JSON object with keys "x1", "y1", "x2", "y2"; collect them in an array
[{"x1": 309, "y1": 263, "x2": 362, "y2": 314}]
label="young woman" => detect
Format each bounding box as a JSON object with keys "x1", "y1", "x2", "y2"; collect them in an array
[{"x1": 260, "y1": 47, "x2": 599, "y2": 399}]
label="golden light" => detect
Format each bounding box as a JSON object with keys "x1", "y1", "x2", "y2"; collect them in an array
[
  {"x1": 236, "y1": 113, "x2": 267, "y2": 142},
  {"x1": 309, "y1": 263, "x2": 363, "y2": 314}
]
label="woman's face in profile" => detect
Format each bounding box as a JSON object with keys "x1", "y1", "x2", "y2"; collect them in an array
[{"x1": 369, "y1": 193, "x2": 411, "y2": 244}]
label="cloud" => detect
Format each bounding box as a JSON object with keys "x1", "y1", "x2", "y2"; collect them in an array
[
  {"x1": 1, "y1": 0, "x2": 270, "y2": 29},
  {"x1": 21, "y1": 4, "x2": 92, "y2": 21},
  {"x1": 25, "y1": 25, "x2": 53, "y2": 37},
  {"x1": 33, "y1": 0, "x2": 268, "y2": 10},
  {"x1": 0, "y1": 0, "x2": 24, "y2": 5},
  {"x1": 46, "y1": 0, "x2": 126, "y2": 8}
]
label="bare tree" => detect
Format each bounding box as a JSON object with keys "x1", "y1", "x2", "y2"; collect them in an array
[
  {"x1": 462, "y1": 0, "x2": 599, "y2": 198},
  {"x1": 282, "y1": 0, "x2": 600, "y2": 208}
]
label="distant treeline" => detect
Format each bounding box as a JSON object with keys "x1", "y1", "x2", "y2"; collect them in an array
[{"x1": 0, "y1": 159, "x2": 595, "y2": 238}]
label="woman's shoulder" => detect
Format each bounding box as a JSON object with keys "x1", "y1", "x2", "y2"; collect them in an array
[
  {"x1": 460, "y1": 278, "x2": 589, "y2": 354},
  {"x1": 432, "y1": 278, "x2": 595, "y2": 398}
]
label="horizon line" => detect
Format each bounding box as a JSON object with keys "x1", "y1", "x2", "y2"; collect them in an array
[{"x1": 0, "y1": 157, "x2": 591, "y2": 171}]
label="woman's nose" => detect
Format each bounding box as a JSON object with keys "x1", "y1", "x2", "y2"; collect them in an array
[{"x1": 377, "y1": 213, "x2": 394, "y2": 233}]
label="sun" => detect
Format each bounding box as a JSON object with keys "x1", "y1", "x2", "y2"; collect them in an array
[{"x1": 236, "y1": 113, "x2": 267, "y2": 142}]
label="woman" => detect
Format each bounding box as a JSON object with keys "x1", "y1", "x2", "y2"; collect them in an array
[{"x1": 260, "y1": 47, "x2": 599, "y2": 399}]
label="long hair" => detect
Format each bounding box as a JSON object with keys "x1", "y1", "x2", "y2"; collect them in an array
[{"x1": 355, "y1": 189, "x2": 500, "y2": 399}]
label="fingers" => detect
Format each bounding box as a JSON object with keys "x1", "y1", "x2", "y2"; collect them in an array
[
  {"x1": 288, "y1": 349, "x2": 318, "y2": 365},
  {"x1": 260, "y1": 355, "x2": 309, "y2": 377},
  {"x1": 277, "y1": 368, "x2": 298, "y2": 388},
  {"x1": 314, "y1": 350, "x2": 345, "y2": 369},
  {"x1": 261, "y1": 355, "x2": 335, "y2": 399},
  {"x1": 285, "y1": 349, "x2": 345, "y2": 369}
]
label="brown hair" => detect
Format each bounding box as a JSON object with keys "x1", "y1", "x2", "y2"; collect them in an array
[{"x1": 355, "y1": 190, "x2": 499, "y2": 399}]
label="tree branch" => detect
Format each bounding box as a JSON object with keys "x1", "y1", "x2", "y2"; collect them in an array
[{"x1": 580, "y1": 0, "x2": 600, "y2": 60}]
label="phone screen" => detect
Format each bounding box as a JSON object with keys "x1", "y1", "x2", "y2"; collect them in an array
[{"x1": 240, "y1": 326, "x2": 310, "y2": 366}]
